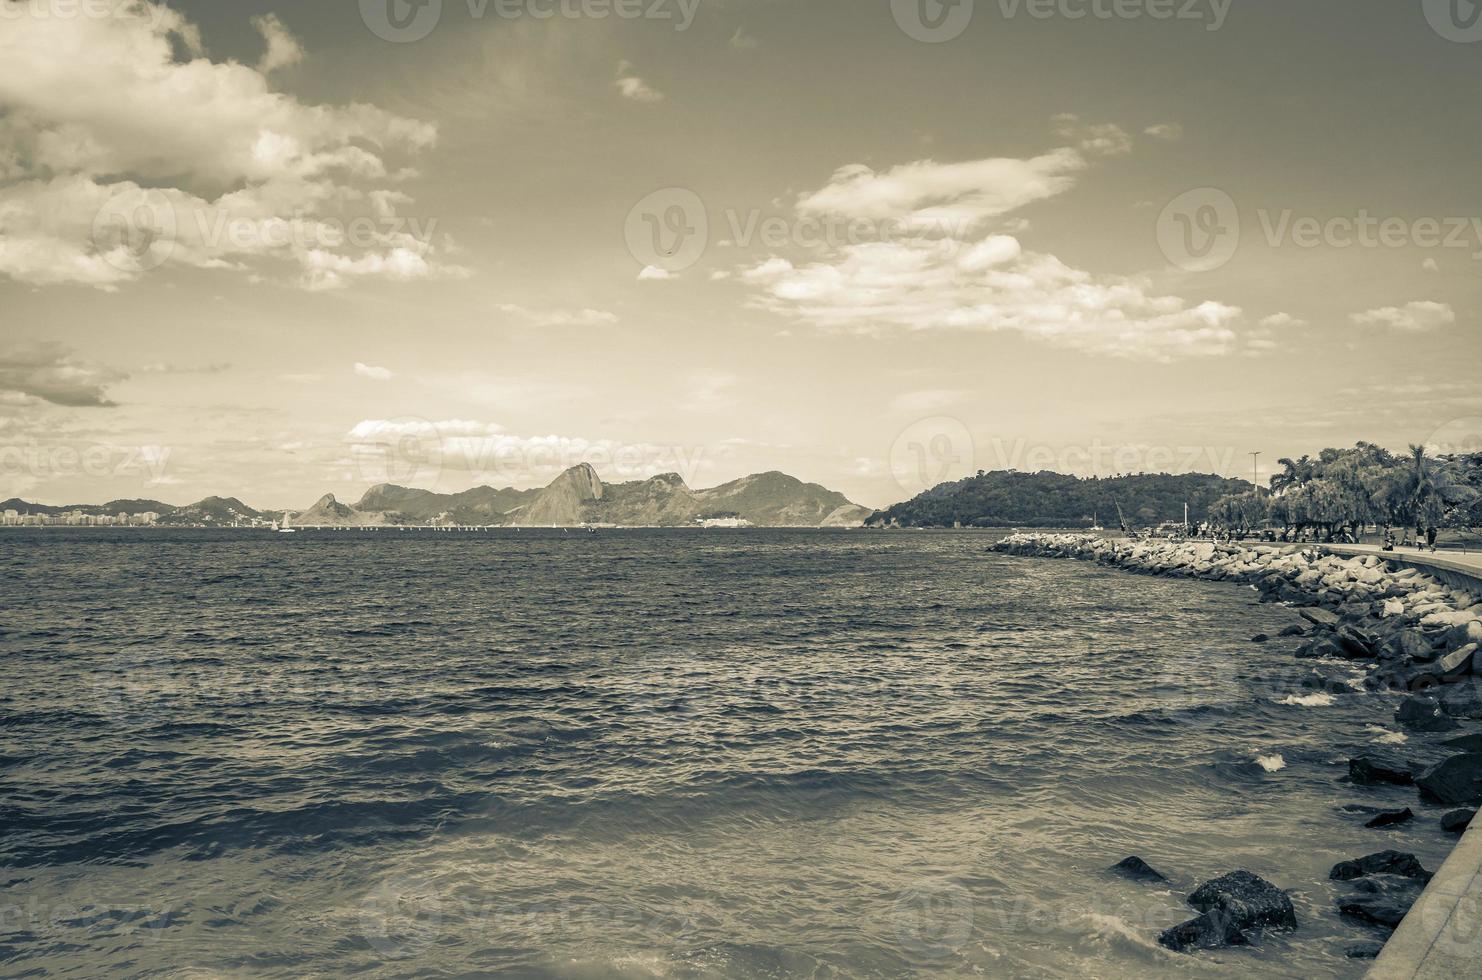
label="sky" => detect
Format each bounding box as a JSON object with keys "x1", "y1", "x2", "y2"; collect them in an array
[{"x1": 1, "y1": 0, "x2": 1479, "y2": 509}]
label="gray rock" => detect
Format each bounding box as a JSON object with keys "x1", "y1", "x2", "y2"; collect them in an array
[
  {"x1": 1346, "y1": 941, "x2": 1385, "y2": 959},
  {"x1": 1364, "y1": 807, "x2": 1414, "y2": 829},
  {"x1": 1441, "y1": 733, "x2": 1482, "y2": 753},
  {"x1": 1441, "y1": 807, "x2": 1475, "y2": 833},
  {"x1": 1395, "y1": 695, "x2": 1459, "y2": 732},
  {"x1": 1108, "y1": 855, "x2": 1167, "y2": 883},
  {"x1": 1383, "y1": 629, "x2": 1437, "y2": 663},
  {"x1": 1251, "y1": 633, "x2": 1270, "y2": 643},
  {"x1": 1338, "y1": 875, "x2": 1425, "y2": 929},
  {"x1": 1187, "y1": 870, "x2": 1298, "y2": 932},
  {"x1": 1157, "y1": 910, "x2": 1248, "y2": 952},
  {"x1": 1417, "y1": 754, "x2": 1482, "y2": 806},
  {"x1": 1279, "y1": 625, "x2": 1306, "y2": 637},
  {"x1": 1301, "y1": 608, "x2": 1341, "y2": 629},
  {"x1": 1349, "y1": 756, "x2": 1415, "y2": 786},
  {"x1": 1336, "y1": 623, "x2": 1376, "y2": 658},
  {"x1": 1329, "y1": 850, "x2": 1433, "y2": 882}
]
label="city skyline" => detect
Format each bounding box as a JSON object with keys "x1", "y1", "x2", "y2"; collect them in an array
[{"x1": 3, "y1": 0, "x2": 1480, "y2": 509}]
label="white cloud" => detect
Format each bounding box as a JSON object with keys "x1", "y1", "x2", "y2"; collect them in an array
[
  {"x1": 735, "y1": 137, "x2": 1249, "y2": 361},
  {"x1": 1259, "y1": 313, "x2": 1307, "y2": 329},
  {"x1": 354, "y1": 362, "x2": 394, "y2": 381},
  {"x1": 498, "y1": 304, "x2": 619, "y2": 327},
  {"x1": 795, "y1": 150, "x2": 1085, "y2": 234},
  {"x1": 615, "y1": 62, "x2": 664, "y2": 103},
  {"x1": 0, "y1": 343, "x2": 124, "y2": 407},
  {"x1": 252, "y1": 13, "x2": 304, "y2": 74},
  {"x1": 1051, "y1": 114, "x2": 1133, "y2": 158},
  {"x1": 637, "y1": 265, "x2": 673, "y2": 280},
  {"x1": 1144, "y1": 123, "x2": 1184, "y2": 142},
  {"x1": 1350, "y1": 301, "x2": 1455, "y2": 333},
  {"x1": 0, "y1": 2, "x2": 459, "y2": 290}
]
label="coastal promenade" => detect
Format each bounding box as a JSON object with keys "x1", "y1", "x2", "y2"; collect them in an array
[{"x1": 1318, "y1": 544, "x2": 1482, "y2": 595}]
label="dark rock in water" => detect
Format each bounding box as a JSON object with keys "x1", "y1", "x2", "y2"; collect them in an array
[
  {"x1": 1441, "y1": 733, "x2": 1482, "y2": 753},
  {"x1": 1296, "y1": 636, "x2": 1346, "y2": 660},
  {"x1": 1395, "y1": 695, "x2": 1459, "y2": 732},
  {"x1": 1349, "y1": 756, "x2": 1415, "y2": 786},
  {"x1": 1108, "y1": 855, "x2": 1167, "y2": 882},
  {"x1": 1441, "y1": 807, "x2": 1476, "y2": 833},
  {"x1": 1364, "y1": 807, "x2": 1414, "y2": 829},
  {"x1": 1336, "y1": 623, "x2": 1376, "y2": 659},
  {"x1": 1250, "y1": 633, "x2": 1270, "y2": 643},
  {"x1": 1301, "y1": 670, "x2": 1350, "y2": 694},
  {"x1": 1338, "y1": 876, "x2": 1424, "y2": 929},
  {"x1": 1301, "y1": 608, "x2": 1341, "y2": 629},
  {"x1": 1157, "y1": 910, "x2": 1249, "y2": 952},
  {"x1": 1279, "y1": 624, "x2": 1306, "y2": 637},
  {"x1": 1346, "y1": 941, "x2": 1385, "y2": 959},
  {"x1": 1329, "y1": 850, "x2": 1432, "y2": 882},
  {"x1": 1187, "y1": 870, "x2": 1298, "y2": 932},
  {"x1": 1417, "y1": 753, "x2": 1482, "y2": 805}
]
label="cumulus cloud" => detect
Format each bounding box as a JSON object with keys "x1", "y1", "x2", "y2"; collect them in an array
[
  {"x1": 354, "y1": 362, "x2": 394, "y2": 381},
  {"x1": 1351, "y1": 301, "x2": 1455, "y2": 333},
  {"x1": 1051, "y1": 114, "x2": 1133, "y2": 158},
  {"x1": 346, "y1": 419, "x2": 705, "y2": 485},
  {"x1": 637, "y1": 265, "x2": 673, "y2": 280},
  {"x1": 733, "y1": 129, "x2": 1249, "y2": 361},
  {"x1": 0, "y1": 343, "x2": 125, "y2": 407},
  {"x1": 498, "y1": 304, "x2": 619, "y2": 327},
  {"x1": 0, "y1": 1, "x2": 460, "y2": 290},
  {"x1": 1259, "y1": 313, "x2": 1307, "y2": 329},
  {"x1": 252, "y1": 13, "x2": 304, "y2": 74},
  {"x1": 1144, "y1": 123, "x2": 1184, "y2": 142},
  {"x1": 616, "y1": 62, "x2": 664, "y2": 103},
  {"x1": 795, "y1": 150, "x2": 1085, "y2": 234}
]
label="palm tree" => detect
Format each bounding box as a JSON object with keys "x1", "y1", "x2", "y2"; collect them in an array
[
  {"x1": 1384, "y1": 444, "x2": 1464, "y2": 541},
  {"x1": 1270, "y1": 455, "x2": 1316, "y2": 496}
]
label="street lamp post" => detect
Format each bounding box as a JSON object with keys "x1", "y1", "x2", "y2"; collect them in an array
[{"x1": 1250, "y1": 451, "x2": 1262, "y2": 494}]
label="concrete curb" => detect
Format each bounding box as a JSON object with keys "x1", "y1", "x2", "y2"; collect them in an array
[{"x1": 1367, "y1": 819, "x2": 1482, "y2": 978}]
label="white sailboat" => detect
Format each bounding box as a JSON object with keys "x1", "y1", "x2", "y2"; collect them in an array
[{"x1": 277, "y1": 511, "x2": 298, "y2": 533}]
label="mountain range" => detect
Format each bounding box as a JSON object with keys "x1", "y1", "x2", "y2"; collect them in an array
[
  {"x1": 292, "y1": 465, "x2": 872, "y2": 527},
  {"x1": 4, "y1": 465, "x2": 874, "y2": 528}
]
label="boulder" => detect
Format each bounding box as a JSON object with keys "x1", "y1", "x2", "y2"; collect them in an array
[
  {"x1": 1296, "y1": 636, "x2": 1346, "y2": 660},
  {"x1": 1329, "y1": 850, "x2": 1432, "y2": 882},
  {"x1": 1279, "y1": 625, "x2": 1306, "y2": 637},
  {"x1": 1336, "y1": 623, "x2": 1376, "y2": 659},
  {"x1": 1383, "y1": 629, "x2": 1438, "y2": 663},
  {"x1": 1349, "y1": 756, "x2": 1415, "y2": 786},
  {"x1": 1395, "y1": 695, "x2": 1459, "y2": 732},
  {"x1": 1301, "y1": 670, "x2": 1351, "y2": 694},
  {"x1": 1346, "y1": 941, "x2": 1386, "y2": 959},
  {"x1": 1301, "y1": 608, "x2": 1341, "y2": 629},
  {"x1": 1338, "y1": 892, "x2": 1418, "y2": 929},
  {"x1": 1108, "y1": 855, "x2": 1167, "y2": 883},
  {"x1": 1157, "y1": 910, "x2": 1249, "y2": 952},
  {"x1": 1364, "y1": 807, "x2": 1414, "y2": 829},
  {"x1": 1417, "y1": 753, "x2": 1482, "y2": 806},
  {"x1": 1186, "y1": 870, "x2": 1298, "y2": 932},
  {"x1": 1437, "y1": 642, "x2": 1478, "y2": 677},
  {"x1": 1441, "y1": 808, "x2": 1476, "y2": 833},
  {"x1": 1442, "y1": 733, "x2": 1482, "y2": 753},
  {"x1": 1251, "y1": 633, "x2": 1270, "y2": 644}
]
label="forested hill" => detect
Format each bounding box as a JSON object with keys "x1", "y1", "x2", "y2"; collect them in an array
[{"x1": 867, "y1": 471, "x2": 1253, "y2": 528}]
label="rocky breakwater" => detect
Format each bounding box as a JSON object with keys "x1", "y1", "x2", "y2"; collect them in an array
[{"x1": 994, "y1": 533, "x2": 1482, "y2": 959}]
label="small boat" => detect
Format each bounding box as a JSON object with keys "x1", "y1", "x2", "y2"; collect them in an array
[{"x1": 277, "y1": 513, "x2": 298, "y2": 533}]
